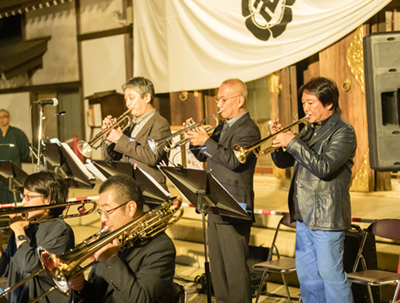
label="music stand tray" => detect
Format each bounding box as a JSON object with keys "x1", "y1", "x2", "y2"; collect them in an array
[
  {"x1": 0, "y1": 160, "x2": 29, "y2": 203},
  {"x1": 90, "y1": 160, "x2": 171, "y2": 204}
]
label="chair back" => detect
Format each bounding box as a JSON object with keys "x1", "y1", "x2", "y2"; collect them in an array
[
  {"x1": 268, "y1": 213, "x2": 296, "y2": 261},
  {"x1": 174, "y1": 282, "x2": 186, "y2": 303},
  {"x1": 371, "y1": 219, "x2": 400, "y2": 240},
  {"x1": 281, "y1": 212, "x2": 296, "y2": 229}
]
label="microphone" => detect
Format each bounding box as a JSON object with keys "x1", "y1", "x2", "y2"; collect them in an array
[{"x1": 33, "y1": 98, "x2": 59, "y2": 106}]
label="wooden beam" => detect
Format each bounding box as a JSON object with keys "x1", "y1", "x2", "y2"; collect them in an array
[{"x1": 0, "y1": 81, "x2": 81, "y2": 94}]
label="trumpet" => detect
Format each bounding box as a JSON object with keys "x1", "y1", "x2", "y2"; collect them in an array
[
  {"x1": 0, "y1": 200, "x2": 97, "y2": 230},
  {"x1": 78, "y1": 108, "x2": 132, "y2": 157},
  {"x1": 233, "y1": 116, "x2": 310, "y2": 164},
  {"x1": 148, "y1": 111, "x2": 221, "y2": 154}
]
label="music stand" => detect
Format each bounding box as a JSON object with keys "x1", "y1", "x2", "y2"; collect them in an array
[
  {"x1": 159, "y1": 166, "x2": 250, "y2": 303},
  {"x1": 44, "y1": 140, "x2": 94, "y2": 189},
  {"x1": 90, "y1": 160, "x2": 170, "y2": 204},
  {"x1": 0, "y1": 160, "x2": 29, "y2": 203}
]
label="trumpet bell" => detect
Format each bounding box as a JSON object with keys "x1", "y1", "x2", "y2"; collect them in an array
[
  {"x1": 77, "y1": 140, "x2": 92, "y2": 157},
  {"x1": 233, "y1": 145, "x2": 247, "y2": 164}
]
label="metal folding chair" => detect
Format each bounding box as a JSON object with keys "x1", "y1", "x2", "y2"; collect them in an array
[
  {"x1": 252, "y1": 213, "x2": 300, "y2": 303},
  {"x1": 347, "y1": 219, "x2": 400, "y2": 303}
]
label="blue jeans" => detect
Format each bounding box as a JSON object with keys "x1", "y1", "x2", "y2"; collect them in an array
[{"x1": 296, "y1": 221, "x2": 354, "y2": 303}]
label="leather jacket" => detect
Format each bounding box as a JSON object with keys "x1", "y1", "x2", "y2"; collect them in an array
[{"x1": 272, "y1": 113, "x2": 357, "y2": 231}]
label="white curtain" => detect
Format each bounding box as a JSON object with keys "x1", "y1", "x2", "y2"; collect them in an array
[{"x1": 133, "y1": 0, "x2": 391, "y2": 93}]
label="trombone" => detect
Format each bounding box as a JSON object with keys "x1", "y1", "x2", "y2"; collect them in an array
[
  {"x1": 0, "y1": 200, "x2": 97, "y2": 230},
  {"x1": 148, "y1": 111, "x2": 222, "y2": 154},
  {"x1": 233, "y1": 116, "x2": 310, "y2": 164},
  {"x1": 77, "y1": 108, "x2": 133, "y2": 157},
  {"x1": 0, "y1": 198, "x2": 183, "y2": 303}
]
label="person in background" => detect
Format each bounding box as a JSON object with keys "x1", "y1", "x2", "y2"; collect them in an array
[
  {"x1": 0, "y1": 171, "x2": 75, "y2": 303},
  {"x1": 270, "y1": 77, "x2": 356, "y2": 303},
  {"x1": 0, "y1": 109, "x2": 29, "y2": 204}
]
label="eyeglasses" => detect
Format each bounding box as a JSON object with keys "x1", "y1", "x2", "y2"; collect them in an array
[
  {"x1": 20, "y1": 193, "x2": 44, "y2": 202},
  {"x1": 96, "y1": 200, "x2": 131, "y2": 219},
  {"x1": 214, "y1": 95, "x2": 241, "y2": 104}
]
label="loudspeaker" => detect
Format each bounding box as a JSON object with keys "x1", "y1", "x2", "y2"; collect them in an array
[{"x1": 363, "y1": 32, "x2": 400, "y2": 171}]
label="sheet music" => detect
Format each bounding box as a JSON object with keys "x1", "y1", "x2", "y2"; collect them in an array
[
  {"x1": 85, "y1": 161, "x2": 107, "y2": 181},
  {"x1": 142, "y1": 166, "x2": 170, "y2": 197},
  {"x1": 60, "y1": 142, "x2": 95, "y2": 180}
]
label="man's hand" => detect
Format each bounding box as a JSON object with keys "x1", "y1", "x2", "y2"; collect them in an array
[
  {"x1": 68, "y1": 273, "x2": 86, "y2": 292},
  {"x1": 186, "y1": 127, "x2": 209, "y2": 146},
  {"x1": 271, "y1": 132, "x2": 295, "y2": 149},
  {"x1": 94, "y1": 239, "x2": 119, "y2": 263},
  {"x1": 9, "y1": 214, "x2": 29, "y2": 234}
]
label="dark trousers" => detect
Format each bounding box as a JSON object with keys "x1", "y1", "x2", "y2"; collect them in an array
[{"x1": 207, "y1": 216, "x2": 252, "y2": 303}]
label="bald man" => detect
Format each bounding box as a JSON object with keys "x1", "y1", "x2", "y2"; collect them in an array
[{"x1": 0, "y1": 109, "x2": 29, "y2": 203}]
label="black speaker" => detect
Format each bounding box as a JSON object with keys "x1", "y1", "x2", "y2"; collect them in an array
[{"x1": 363, "y1": 32, "x2": 400, "y2": 171}]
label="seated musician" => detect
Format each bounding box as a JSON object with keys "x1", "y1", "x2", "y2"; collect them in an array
[
  {"x1": 0, "y1": 171, "x2": 75, "y2": 303},
  {"x1": 68, "y1": 174, "x2": 179, "y2": 303}
]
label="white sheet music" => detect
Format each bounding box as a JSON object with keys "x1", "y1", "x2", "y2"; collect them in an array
[
  {"x1": 142, "y1": 166, "x2": 170, "y2": 197},
  {"x1": 85, "y1": 161, "x2": 107, "y2": 181},
  {"x1": 59, "y1": 142, "x2": 95, "y2": 180}
]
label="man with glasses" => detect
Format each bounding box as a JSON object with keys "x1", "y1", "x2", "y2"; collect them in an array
[
  {"x1": 68, "y1": 174, "x2": 179, "y2": 303},
  {"x1": 185, "y1": 78, "x2": 261, "y2": 303},
  {"x1": 102, "y1": 77, "x2": 171, "y2": 191},
  {"x1": 0, "y1": 109, "x2": 29, "y2": 205}
]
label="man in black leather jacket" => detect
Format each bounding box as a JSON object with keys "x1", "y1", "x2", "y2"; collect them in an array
[{"x1": 271, "y1": 77, "x2": 356, "y2": 303}]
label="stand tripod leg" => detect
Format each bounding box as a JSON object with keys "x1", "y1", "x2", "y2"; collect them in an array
[{"x1": 202, "y1": 212, "x2": 212, "y2": 303}]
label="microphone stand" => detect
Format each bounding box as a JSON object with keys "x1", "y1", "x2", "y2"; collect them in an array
[{"x1": 37, "y1": 106, "x2": 44, "y2": 172}]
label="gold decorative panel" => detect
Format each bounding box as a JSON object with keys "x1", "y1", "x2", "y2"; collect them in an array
[
  {"x1": 350, "y1": 151, "x2": 369, "y2": 192},
  {"x1": 346, "y1": 26, "x2": 365, "y2": 93}
]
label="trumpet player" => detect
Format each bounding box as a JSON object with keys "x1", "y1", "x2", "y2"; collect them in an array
[
  {"x1": 103, "y1": 77, "x2": 171, "y2": 190},
  {"x1": 271, "y1": 77, "x2": 356, "y2": 303},
  {"x1": 185, "y1": 78, "x2": 261, "y2": 303},
  {"x1": 0, "y1": 171, "x2": 75, "y2": 303},
  {"x1": 68, "y1": 174, "x2": 179, "y2": 303}
]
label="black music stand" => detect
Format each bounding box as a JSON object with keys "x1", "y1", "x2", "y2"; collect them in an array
[
  {"x1": 159, "y1": 166, "x2": 250, "y2": 303},
  {"x1": 90, "y1": 160, "x2": 170, "y2": 204},
  {"x1": 0, "y1": 160, "x2": 29, "y2": 204},
  {"x1": 44, "y1": 140, "x2": 94, "y2": 189}
]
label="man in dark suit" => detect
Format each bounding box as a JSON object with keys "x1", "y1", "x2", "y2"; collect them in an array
[
  {"x1": 68, "y1": 174, "x2": 179, "y2": 303},
  {"x1": 186, "y1": 78, "x2": 261, "y2": 303},
  {"x1": 103, "y1": 77, "x2": 171, "y2": 189}
]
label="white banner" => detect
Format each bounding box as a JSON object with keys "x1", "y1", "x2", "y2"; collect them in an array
[{"x1": 133, "y1": 0, "x2": 391, "y2": 93}]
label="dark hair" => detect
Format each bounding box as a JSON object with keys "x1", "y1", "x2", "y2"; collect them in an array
[
  {"x1": 122, "y1": 76, "x2": 155, "y2": 105},
  {"x1": 298, "y1": 77, "x2": 341, "y2": 113},
  {"x1": 99, "y1": 174, "x2": 144, "y2": 213},
  {"x1": 23, "y1": 171, "x2": 69, "y2": 218}
]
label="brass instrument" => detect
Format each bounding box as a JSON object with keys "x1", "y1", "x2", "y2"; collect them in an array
[
  {"x1": 5, "y1": 198, "x2": 183, "y2": 302},
  {"x1": 148, "y1": 111, "x2": 222, "y2": 154},
  {"x1": 0, "y1": 200, "x2": 97, "y2": 230},
  {"x1": 78, "y1": 108, "x2": 132, "y2": 157},
  {"x1": 233, "y1": 116, "x2": 310, "y2": 164}
]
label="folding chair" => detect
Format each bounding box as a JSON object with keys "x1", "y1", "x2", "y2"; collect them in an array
[
  {"x1": 347, "y1": 219, "x2": 400, "y2": 303},
  {"x1": 173, "y1": 281, "x2": 187, "y2": 303},
  {"x1": 252, "y1": 213, "x2": 300, "y2": 303}
]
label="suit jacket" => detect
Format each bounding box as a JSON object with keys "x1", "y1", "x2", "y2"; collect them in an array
[
  {"x1": 105, "y1": 111, "x2": 171, "y2": 186},
  {"x1": 74, "y1": 232, "x2": 179, "y2": 303},
  {"x1": 0, "y1": 219, "x2": 75, "y2": 303},
  {"x1": 191, "y1": 112, "x2": 261, "y2": 223},
  {"x1": 272, "y1": 112, "x2": 357, "y2": 230}
]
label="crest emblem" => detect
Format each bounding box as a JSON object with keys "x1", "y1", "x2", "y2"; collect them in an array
[{"x1": 242, "y1": 0, "x2": 295, "y2": 41}]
